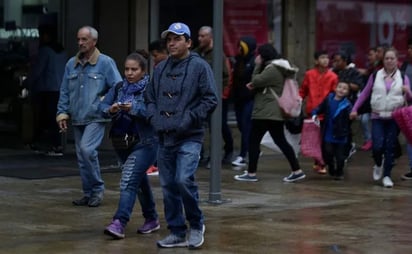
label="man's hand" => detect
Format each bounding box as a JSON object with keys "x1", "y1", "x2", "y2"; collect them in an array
[{"x1": 58, "y1": 119, "x2": 68, "y2": 133}]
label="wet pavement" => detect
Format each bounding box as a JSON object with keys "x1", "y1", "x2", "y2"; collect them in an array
[{"x1": 1, "y1": 136, "x2": 412, "y2": 254}]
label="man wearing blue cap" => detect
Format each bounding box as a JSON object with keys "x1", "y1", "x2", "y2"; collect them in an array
[{"x1": 146, "y1": 22, "x2": 218, "y2": 249}]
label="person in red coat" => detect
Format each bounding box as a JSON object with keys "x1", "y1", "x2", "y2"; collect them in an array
[{"x1": 299, "y1": 50, "x2": 338, "y2": 174}]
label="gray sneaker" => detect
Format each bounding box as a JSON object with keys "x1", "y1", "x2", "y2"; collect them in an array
[
  {"x1": 157, "y1": 234, "x2": 187, "y2": 248},
  {"x1": 188, "y1": 225, "x2": 205, "y2": 249}
]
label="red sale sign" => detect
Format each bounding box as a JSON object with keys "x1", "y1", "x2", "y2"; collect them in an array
[
  {"x1": 316, "y1": 0, "x2": 411, "y2": 68},
  {"x1": 223, "y1": 0, "x2": 268, "y2": 57}
]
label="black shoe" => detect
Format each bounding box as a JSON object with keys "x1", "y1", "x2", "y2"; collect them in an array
[
  {"x1": 72, "y1": 196, "x2": 89, "y2": 206},
  {"x1": 88, "y1": 196, "x2": 102, "y2": 207},
  {"x1": 222, "y1": 152, "x2": 233, "y2": 164},
  {"x1": 401, "y1": 172, "x2": 412, "y2": 180}
]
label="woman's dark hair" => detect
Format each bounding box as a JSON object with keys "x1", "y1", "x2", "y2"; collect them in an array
[
  {"x1": 126, "y1": 52, "x2": 147, "y2": 71},
  {"x1": 257, "y1": 43, "x2": 280, "y2": 61}
]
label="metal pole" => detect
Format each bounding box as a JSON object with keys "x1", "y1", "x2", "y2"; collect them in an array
[{"x1": 208, "y1": 0, "x2": 224, "y2": 204}]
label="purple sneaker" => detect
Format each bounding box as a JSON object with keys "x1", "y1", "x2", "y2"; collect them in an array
[
  {"x1": 137, "y1": 219, "x2": 160, "y2": 234},
  {"x1": 104, "y1": 219, "x2": 125, "y2": 239}
]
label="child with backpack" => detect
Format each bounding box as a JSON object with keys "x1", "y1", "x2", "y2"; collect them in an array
[
  {"x1": 312, "y1": 80, "x2": 352, "y2": 180},
  {"x1": 100, "y1": 52, "x2": 160, "y2": 239}
]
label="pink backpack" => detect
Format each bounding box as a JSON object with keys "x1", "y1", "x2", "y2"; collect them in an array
[{"x1": 267, "y1": 59, "x2": 302, "y2": 118}]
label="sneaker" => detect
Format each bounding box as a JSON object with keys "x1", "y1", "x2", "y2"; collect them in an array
[
  {"x1": 234, "y1": 172, "x2": 258, "y2": 182},
  {"x1": 222, "y1": 152, "x2": 233, "y2": 164},
  {"x1": 373, "y1": 164, "x2": 383, "y2": 181},
  {"x1": 146, "y1": 165, "x2": 159, "y2": 176},
  {"x1": 157, "y1": 234, "x2": 188, "y2": 248},
  {"x1": 382, "y1": 176, "x2": 394, "y2": 188},
  {"x1": 283, "y1": 171, "x2": 306, "y2": 183},
  {"x1": 72, "y1": 196, "x2": 89, "y2": 206},
  {"x1": 88, "y1": 194, "x2": 103, "y2": 207},
  {"x1": 346, "y1": 143, "x2": 357, "y2": 161},
  {"x1": 313, "y1": 164, "x2": 327, "y2": 174},
  {"x1": 45, "y1": 150, "x2": 63, "y2": 156},
  {"x1": 232, "y1": 156, "x2": 247, "y2": 167},
  {"x1": 401, "y1": 172, "x2": 412, "y2": 180},
  {"x1": 104, "y1": 219, "x2": 125, "y2": 239},
  {"x1": 188, "y1": 225, "x2": 205, "y2": 249},
  {"x1": 317, "y1": 167, "x2": 327, "y2": 174},
  {"x1": 361, "y1": 140, "x2": 372, "y2": 151},
  {"x1": 137, "y1": 219, "x2": 160, "y2": 234}
]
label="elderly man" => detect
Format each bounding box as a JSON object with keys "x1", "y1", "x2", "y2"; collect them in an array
[
  {"x1": 56, "y1": 26, "x2": 122, "y2": 207},
  {"x1": 146, "y1": 22, "x2": 217, "y2": 249}
]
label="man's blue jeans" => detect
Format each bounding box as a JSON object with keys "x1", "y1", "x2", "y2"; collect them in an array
[
  {"x1": 113, "y1": 142, "x2": 158, "y2": 226},
  {"x1": 157, "y1": 141, "x2": 204, "y2": 237},
  {"x1": 371, "y1": 119, "x2": 399, "y2": 177},
  {"x1": 72, "y1": 122, "x2": 106, "y2": 197}
]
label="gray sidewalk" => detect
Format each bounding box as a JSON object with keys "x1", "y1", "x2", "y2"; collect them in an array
[{"x1": 1, "y1": 143, "x2": 412, "y2": 254}]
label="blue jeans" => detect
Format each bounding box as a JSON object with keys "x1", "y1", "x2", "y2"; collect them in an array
[
  {"x1": 234, "y1": 100, "x2": 253, "y2": 157},
  {"x1": 371, "y1": 119, "x2": 399, "y2": 177},
  {"x1": 157, "y1": 141, "x2": 204, "y2": 237},
  {"x1": 407, "y1": 143, "x2": 412, "y2": 170},
  {"x1": 113, "y1": 142, "x2": 158, "y2": 226},
  {"x1": 360, "y1": 113, "x2": 372, "y2": 142},
  {"x1": 72, "y1": 122, "x2": 106, "y2": 197}
]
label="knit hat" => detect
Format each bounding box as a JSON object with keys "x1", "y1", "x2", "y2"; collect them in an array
[{"x1": 238, "y1": 36, "x2": 257, "y2": 57}]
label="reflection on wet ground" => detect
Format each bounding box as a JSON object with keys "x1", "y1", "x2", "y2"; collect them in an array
[{"x1": 1, "y1": 143, "x2": 412, "y2": 253}]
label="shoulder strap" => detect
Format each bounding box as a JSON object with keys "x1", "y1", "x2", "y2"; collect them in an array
[{"x1": 113, "y1": 81, "x2": 123, "y2": 99}]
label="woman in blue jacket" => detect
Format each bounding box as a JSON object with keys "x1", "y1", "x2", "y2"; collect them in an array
[{"x1": 100, "y1": 53, "x2": 159, "y2": 239}]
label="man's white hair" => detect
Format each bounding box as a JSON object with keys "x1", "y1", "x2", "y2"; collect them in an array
[{"x1": 80, "y1": 26, "x2": 98, "y2": 40}]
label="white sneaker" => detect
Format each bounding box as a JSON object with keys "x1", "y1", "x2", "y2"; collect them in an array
[
  {"x1": 231, "y1": 156, "x2": 247, "y2": 167},
  {"x1": 382, "y1": 176, "x2": 394, "y2": 188},
  {"x1": 373, "y1": 164, "x2": 383, "y2": 180}
]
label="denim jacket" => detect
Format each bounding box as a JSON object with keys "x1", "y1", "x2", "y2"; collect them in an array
[{"x1": 56, "y1": 48, "x2": 122, "y2": 125}]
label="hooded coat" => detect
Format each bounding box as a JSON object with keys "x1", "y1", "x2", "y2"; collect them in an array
[{"x1": 232, "y1": 36, "x2": 257, "y2": 104}]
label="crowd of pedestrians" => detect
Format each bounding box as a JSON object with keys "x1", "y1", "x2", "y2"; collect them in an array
[{"x1": 24, "y1": 20, "x2": 412, "y2": 250}]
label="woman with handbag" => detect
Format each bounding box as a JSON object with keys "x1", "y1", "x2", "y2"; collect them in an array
[
  {"x1": 100, "y1": 53, "x2": 160, "y2": 238},
  {"x1": 233, "y1": 43, "x2": 305, "y2": 183},
  {"x1": 350, "y1": 48, "x2": 412, "y2": 188}
]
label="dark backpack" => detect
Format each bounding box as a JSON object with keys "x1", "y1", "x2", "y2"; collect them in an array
[{"x1": 357, "y1": 71, "x2": 405, "y2": 114}]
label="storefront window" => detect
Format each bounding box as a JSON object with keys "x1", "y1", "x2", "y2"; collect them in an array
[{"x1": 316, "y1": 0, "x2": 412, "y2": 68}]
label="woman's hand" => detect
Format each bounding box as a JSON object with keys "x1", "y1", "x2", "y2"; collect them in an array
[
  {"x1": 349, "y1": 111, "x2": 358, "y2": 120},
  {"x1": 109, "y1": 103, "x2": 121, "y2": 114},
  {"x1": 118, "y1": 103, "x2": 132, "y2": 112}
]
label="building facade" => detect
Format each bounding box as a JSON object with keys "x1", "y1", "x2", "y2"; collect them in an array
[{"x1": 0, "y1": 0, "x2": 411, "y2": 144}]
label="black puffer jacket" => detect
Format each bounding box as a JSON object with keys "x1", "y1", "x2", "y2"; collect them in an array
[{"x1": 232, "y1": 36, "x2": 257, "y2": 104}]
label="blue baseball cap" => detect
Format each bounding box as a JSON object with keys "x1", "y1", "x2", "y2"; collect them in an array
[{"x1": 161, "y1": 22, "x2": 191, "y2": 39}]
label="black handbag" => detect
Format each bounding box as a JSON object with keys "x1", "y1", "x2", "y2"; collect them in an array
[
  {"x1": 111, "y1": 134, "x2": 139, "y2": 150},
  {"x1": 284, "y1": 112, "x2": 304, "y2": 134}
]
